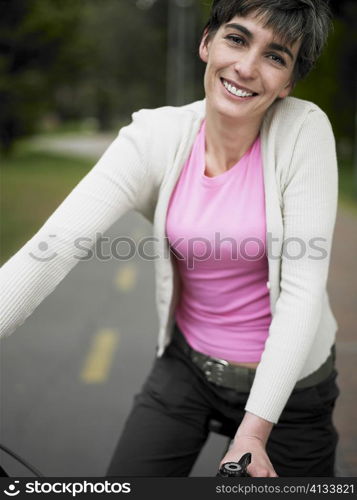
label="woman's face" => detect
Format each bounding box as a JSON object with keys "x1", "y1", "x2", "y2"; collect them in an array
[{"x1": 199, "y1": 12, "x2": 301, "y2": 123}]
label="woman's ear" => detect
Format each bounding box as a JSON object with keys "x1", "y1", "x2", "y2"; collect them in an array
[
  {"x1": 278, "y1": 78, "x2": 294, "y2": 99},
  {"x1": 199, "y1": 29, "x2": 210, "y2": 63}
]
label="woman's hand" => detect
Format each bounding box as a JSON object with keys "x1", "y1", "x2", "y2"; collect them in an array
[
  {"x1": 218, "y1": 411, "x2": 278, "y2": 477},
  {"x1": 219, "y1": 435, "x2": 278, "y2": 477}
]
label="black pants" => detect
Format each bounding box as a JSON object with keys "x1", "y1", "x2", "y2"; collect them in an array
[{"x1": 106, "y1": 328, "x2": 340, "y2": 477}]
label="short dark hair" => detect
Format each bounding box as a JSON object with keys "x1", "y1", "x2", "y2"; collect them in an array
[{"x1": 202, "y1": 0, "x2": 333, "y2": 83}]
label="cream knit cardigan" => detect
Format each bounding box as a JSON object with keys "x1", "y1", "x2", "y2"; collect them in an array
[{"x1": 0, "y1": 96, "x2": 338, "y2": 423}]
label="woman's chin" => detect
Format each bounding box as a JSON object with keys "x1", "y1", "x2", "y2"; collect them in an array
[{"x1": 207, "y1": 95, "x2": 250, "y2": 120}]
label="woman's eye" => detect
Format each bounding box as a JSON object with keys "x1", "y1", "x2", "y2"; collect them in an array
[
  {"x1": 268, "y1": 54, "x2": 286, "y2": 66},
  {"x1": 225, "y1": 35, "x2": 245, "y2": 46}
]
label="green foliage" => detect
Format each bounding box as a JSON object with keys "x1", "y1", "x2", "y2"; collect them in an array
[
  {"x1": 0, "y1": 0, "x2": 355, "y2": 158},
  {"x1": 338, "y1": 161, "x2": 357, "y2": 213},
  {"x1": 76, "y1": 0, "x2": 167, "y2": 129},
  {"x1": 0, "y1": 0, "x2": 168, "y2": 147},
  {"x1": 0, "y1": 0, "x2": 85, "y2": 152},
  {"x1": 292, "y1": 17, "x2": 356, "y2": 160}
]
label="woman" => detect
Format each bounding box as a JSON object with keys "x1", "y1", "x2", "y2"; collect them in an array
[{"x1": 0, "y1": 0, "x2": 339, "y2": 477}]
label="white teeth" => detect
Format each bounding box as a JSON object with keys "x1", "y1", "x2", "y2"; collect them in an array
[{"x1": 223, "y1": 79, "x2": 254, "y2": 97}]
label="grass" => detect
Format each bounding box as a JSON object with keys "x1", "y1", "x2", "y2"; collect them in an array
[
  {"x1": 1, "y1": 144, "x2": 356, "y2": 266},
  {"x1": 1, "y1": 146, "x2": 93, "y2": 265}
]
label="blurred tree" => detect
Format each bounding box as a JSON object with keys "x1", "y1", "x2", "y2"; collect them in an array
[
  {"x1": 293, "y1": 0, "x2": 357, "y2": 164},
  {"x1": 0, "y1": 0, "x2": 168, "y2": 148},
  {"x1": 1, "y1": 0, "x2": 354, "y2": 159},
  {"x1": 76, "y1": 0, "x2": 167, "y2": 130},
  {"x1": 0, "y1": 0, "x2": 85, "y2": 153}
]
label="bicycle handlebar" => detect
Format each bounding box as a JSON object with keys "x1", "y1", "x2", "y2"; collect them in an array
[{"x1": 216, "y1": 452, "x2": 252, "y2": 477}]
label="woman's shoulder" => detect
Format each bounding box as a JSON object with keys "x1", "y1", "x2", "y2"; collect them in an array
[
  {"x1": 126, "y1": 100, "x2": 205, "y2": 160},
  {"x1": 266, "y1": 96, "x2": 329, "y2": 127},
  {"x1": 262, "y1": 96, "x2": 333, "y2": 146},
  {"x1": 132, "y1": 99, "x2": 204, "y2": 122},
  {"x1": 276, "y1": 95, "x2": 322, "y2": 112}
]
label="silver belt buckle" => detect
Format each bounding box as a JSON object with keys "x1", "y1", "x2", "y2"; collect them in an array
[{"x1": 202, "y1": 357, "x2": 229, "y2": 385}]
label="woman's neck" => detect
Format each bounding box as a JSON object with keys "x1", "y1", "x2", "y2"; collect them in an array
[{"x1": 204, "y1": 104, "x2": 263, "y2": 172}]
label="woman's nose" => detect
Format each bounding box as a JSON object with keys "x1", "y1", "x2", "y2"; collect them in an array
[{"x1": 233, "y1": 52, "x2": 258, "y2": 79}]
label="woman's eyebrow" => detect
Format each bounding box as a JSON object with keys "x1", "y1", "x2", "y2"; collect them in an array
[
  {"x1": 225, "y1": 23, "x2": 253, "y2": 39},
  {"x1": 268, "y1": 42, "x2": 294, "y2": 61},
  {"x1": 224, "y1": 23, "x2": 294, "y2": 61}
]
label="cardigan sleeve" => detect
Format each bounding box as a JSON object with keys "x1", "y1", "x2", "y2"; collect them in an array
[
  {"x1": 0, "y1": 110, "x2": 151, "y2": 339},
  {"x1": 245, "y1": 109, "x2": 338, "y2": 423}
]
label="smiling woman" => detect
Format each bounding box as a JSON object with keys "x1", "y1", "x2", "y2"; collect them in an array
[
  {"x1": 0, "y1": 0, "x2": 339, "y2": 479},
  {"x1": 202, "y1": 1, "x2": 332, "y2": 149},
  {"x1": 106, "y1": 0, "x2": 339, "y2": 478},
  {"x1": 203, "y1": 0, "x2": 332, "y2": 82},
  {"x1": 199, "y1": 12, "x2": 303, "y2": 174}
]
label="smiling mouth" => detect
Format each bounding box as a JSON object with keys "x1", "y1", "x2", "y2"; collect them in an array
[{"x1": 220, "y1": 78, "x2": 258, "y2": 98}]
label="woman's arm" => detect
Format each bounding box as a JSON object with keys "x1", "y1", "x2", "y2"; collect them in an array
[
  {"x1": 245, "y1": 108, "x2": 338, "y2": 423},
  {"x1": 234, "y1": 411, "x2": 274, "y2": 445},
  {"x1": 0, "y1": 110, "x2": 153, "y2": 338},
  {"x1": 219, "y1": 107, "x2": 338, "y2": 476}
]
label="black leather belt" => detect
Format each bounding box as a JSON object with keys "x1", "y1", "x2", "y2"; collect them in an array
[{"x1": 172, "y1": 322, "x2": 335, "y2": 392}]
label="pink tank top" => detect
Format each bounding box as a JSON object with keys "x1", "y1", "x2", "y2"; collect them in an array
[{"x1": 165, "y1": 120, "x2": 272, "y2": 362}]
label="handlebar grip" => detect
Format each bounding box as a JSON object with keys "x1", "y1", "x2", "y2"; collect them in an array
[{"x1": 216, "y1": 452, "x2": 252, "y2": 477}]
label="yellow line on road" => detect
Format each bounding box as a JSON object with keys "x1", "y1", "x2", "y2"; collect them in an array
[
  {"x1": 115, "y1": 264, "x2": 137, "y2": 292},
  {"x1": 80, "y1": 329, "x2": 119, "y2": 384}
]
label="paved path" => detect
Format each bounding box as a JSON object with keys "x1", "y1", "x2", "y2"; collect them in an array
[
  {"x1": 328, "y1": 207, "x2": 357, "y2": 476},
  {"x1": 29, "y1": 133, "x2": 116, "y2": 159}
]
